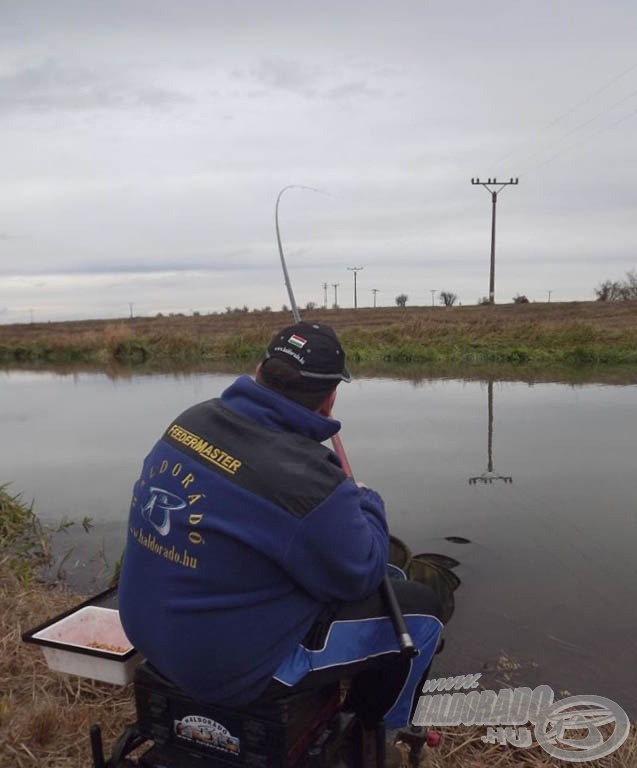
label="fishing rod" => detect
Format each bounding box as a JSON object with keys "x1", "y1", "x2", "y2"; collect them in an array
[{"x1": 275, "y1": 186, "x2": 417, "y2": 658}]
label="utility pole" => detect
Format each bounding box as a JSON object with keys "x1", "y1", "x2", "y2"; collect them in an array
[
  {"x1": 332, "y1": 282, "x2": 340, "y2": 309},
  {"x1": 547, "y1": 290, "x2": 553, "y2": 303},
  {"x1": 430, "y1": 289, "x2": 436, "y2": 307},
  {"x1": 128, "y1": 302, "x2": 134, "y2": 319},
  {"x1": 322, "y1": 282, "x2": 328, "y2": 309},
  {"x1": 471, "y1": 177, "x2": 519, "y2": 304},
  {"x1": 347, "y1": 266, "x2": 363, "y2": 308},
  {"x1": 371, "y1": 288, "x2": 379, "y2": 308}
]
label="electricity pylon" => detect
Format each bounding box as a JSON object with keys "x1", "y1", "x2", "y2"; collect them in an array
[{"x1": 471, "y1": 177, "x2": 519, "y2": 304}]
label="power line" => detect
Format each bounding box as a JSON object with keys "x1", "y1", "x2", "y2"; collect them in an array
[
  {"x1": 490, "y1": 61, "x2": 637, "y2": 175},
  {"x1": 526, "y1": 104, "x2": 637, "y2": 174},
  {"x1": 544, "y1": 62, "x2": 637, "y2": 130},
  {"x1": 518, "y1": 88, "x2": 637, "y2": 176}
]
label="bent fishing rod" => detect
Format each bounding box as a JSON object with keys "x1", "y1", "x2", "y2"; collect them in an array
[{"x1": 275, "y1": 185, "x2": 417, "y2": 658}]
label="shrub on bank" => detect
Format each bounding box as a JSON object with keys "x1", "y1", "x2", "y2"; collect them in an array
[{"x1": 0, "y1": 485, "x2": 49, "y2": 582}]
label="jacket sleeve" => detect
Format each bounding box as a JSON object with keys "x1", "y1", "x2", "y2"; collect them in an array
[{"x1": 282, "y1": 479, "x2": 389, "y2": 602}]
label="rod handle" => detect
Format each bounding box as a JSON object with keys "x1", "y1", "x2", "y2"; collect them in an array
[{"x1": 380, "y1": 577, "x2": 418, "y2": 658}]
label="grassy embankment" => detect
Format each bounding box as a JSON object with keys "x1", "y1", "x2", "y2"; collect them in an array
[
  {"x1": 0, "y1": 485, "x2": 135, "y2": 768},
  {"x1": 1, "y1": 301, "x2": 637, "y2": 373},
  {"x1": 2, "y1": 485, "x2": 636, "y2": 767}
]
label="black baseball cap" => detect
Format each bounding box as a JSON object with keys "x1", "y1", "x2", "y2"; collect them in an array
[{"x1": 263, "y1": 322, "x2": 351, "y2": 383}]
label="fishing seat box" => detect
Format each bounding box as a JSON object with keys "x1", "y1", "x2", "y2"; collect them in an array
[{"x1": 134, "y1": 661, "x2": 343, "y2": 768}]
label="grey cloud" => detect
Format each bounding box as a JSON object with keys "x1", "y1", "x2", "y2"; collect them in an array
[
  {"x1": 324, "y1": 80, "x2": 381, "y2": 101},
  {"x1": 0, "y1": 61, "x2": 190, "y2": 115},
  {"x1": 0, "y1": 255, "x2": 277, "y2": 278},
  {"x1": 242, "y1": 59, "x2": 320, "y2": 97},
  {"x1": 240, "y1": 59, "x2": 381, "y2": 102},
  {"x1": 515, "y1": 252, "x2": 636, "y2": 266}
]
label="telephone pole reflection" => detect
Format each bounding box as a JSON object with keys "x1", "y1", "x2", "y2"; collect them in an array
[{"x1": 468, "y1": 380, "x2": 512, "y2": 485}]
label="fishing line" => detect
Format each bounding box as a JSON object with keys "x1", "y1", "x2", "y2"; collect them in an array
[{"x1": 496, "y1": 480, "x2": 633, "y2": 621}]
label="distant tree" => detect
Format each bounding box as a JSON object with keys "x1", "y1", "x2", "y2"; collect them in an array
[
  {"x1": 395, "y1": 293, "x2": 408, "y2": 307},
  {"x1": 282, "y1": 304, "x2": 289, "y2": 313},
  {"x1": 192, "y1": 310, "x2": 201, "y2": 316},
  {"x1": 595, "y1": 271, "x2": 637, "y2": 301},
  {"x1": 595, "y1": 280, "x2": 626, "y2": 301},
  {"x1": 513, "y1": 294, "x2": 529, "y2": 304},
  {"x1": 625, "y1": 270, "x2": 637, "y2": 299},
  {"x1": 439, "y1": 291, "x2": 458, "y2": 307},
  {"x1": 305, "y1": 301, "x2": 317, "y2": 310},
  {"x1": 477, "y1": 297, "x2": 490, "y2": 305}
]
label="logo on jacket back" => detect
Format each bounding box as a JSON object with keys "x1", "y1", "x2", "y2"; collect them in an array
[{"x1": 141, "y1": 487, "x2": 187, "y2": 536}]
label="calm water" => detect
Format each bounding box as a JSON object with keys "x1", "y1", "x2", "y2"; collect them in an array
[{"x1": 2, "y1": 367, "x2": 636, "y2": 715}]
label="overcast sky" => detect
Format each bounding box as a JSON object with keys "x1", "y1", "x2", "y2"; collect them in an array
[{"x1": 1, "y1": 1, "x2": 636, "y2": 323}]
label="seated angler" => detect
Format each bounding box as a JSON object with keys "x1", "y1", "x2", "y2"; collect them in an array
[{"x1": 118, "y1": 321, "x2": 448, "y2": 729}]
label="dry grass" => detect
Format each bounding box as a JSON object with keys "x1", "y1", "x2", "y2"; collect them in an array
[
  {"x1": 2, "y1": 300, "x2": 637, "y2": 352},
  {"x1": 1, "y1": 300, "x2": 637, "y2": 370},
  {"x1": 419, "y1": 724, "x2": 637, "y2": 767},
  {"x1": 0, "y1": 560, "x2": 135, "y2": 767}
]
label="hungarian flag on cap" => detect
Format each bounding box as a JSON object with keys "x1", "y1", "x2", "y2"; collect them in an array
[{"x1": 287, "y1": 334, "x2": 307, "y2": 349}]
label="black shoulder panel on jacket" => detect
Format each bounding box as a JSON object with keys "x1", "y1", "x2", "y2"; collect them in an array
[{"x1": 162, "y1": 399, "x2": 346, "y2": 519}]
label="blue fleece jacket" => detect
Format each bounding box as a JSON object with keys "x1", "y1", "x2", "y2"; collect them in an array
[{"x1": 118, "y1": 375, "x2": 389, "y2": 704}]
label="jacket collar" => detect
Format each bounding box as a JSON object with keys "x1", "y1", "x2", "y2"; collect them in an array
[{"x1": 220, "y1": 374, "x2": 341, "y2": 443}]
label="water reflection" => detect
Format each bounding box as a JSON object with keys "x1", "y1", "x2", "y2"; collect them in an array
[
  {"x1": 468, "y1": 380, "x2": 513, "y2": 485},
  {"x1": 5, "y1": 358, "x2": 637, "y2": 386},
  {"x1": 0, "y1": 359, "x2": 252, "y2": 382}
]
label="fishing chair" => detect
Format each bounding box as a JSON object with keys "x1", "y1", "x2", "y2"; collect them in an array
[{"x1": 91, "y1": 660, "x2": 387, "y2": 768}]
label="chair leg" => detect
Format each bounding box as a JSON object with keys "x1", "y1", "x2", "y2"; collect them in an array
[
  {"x1": 358, "y1": 719, "x2": 386, "y2": 768},
  {"x1": 395, "y1": 725, "x2": 428, "y2": 767}
]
